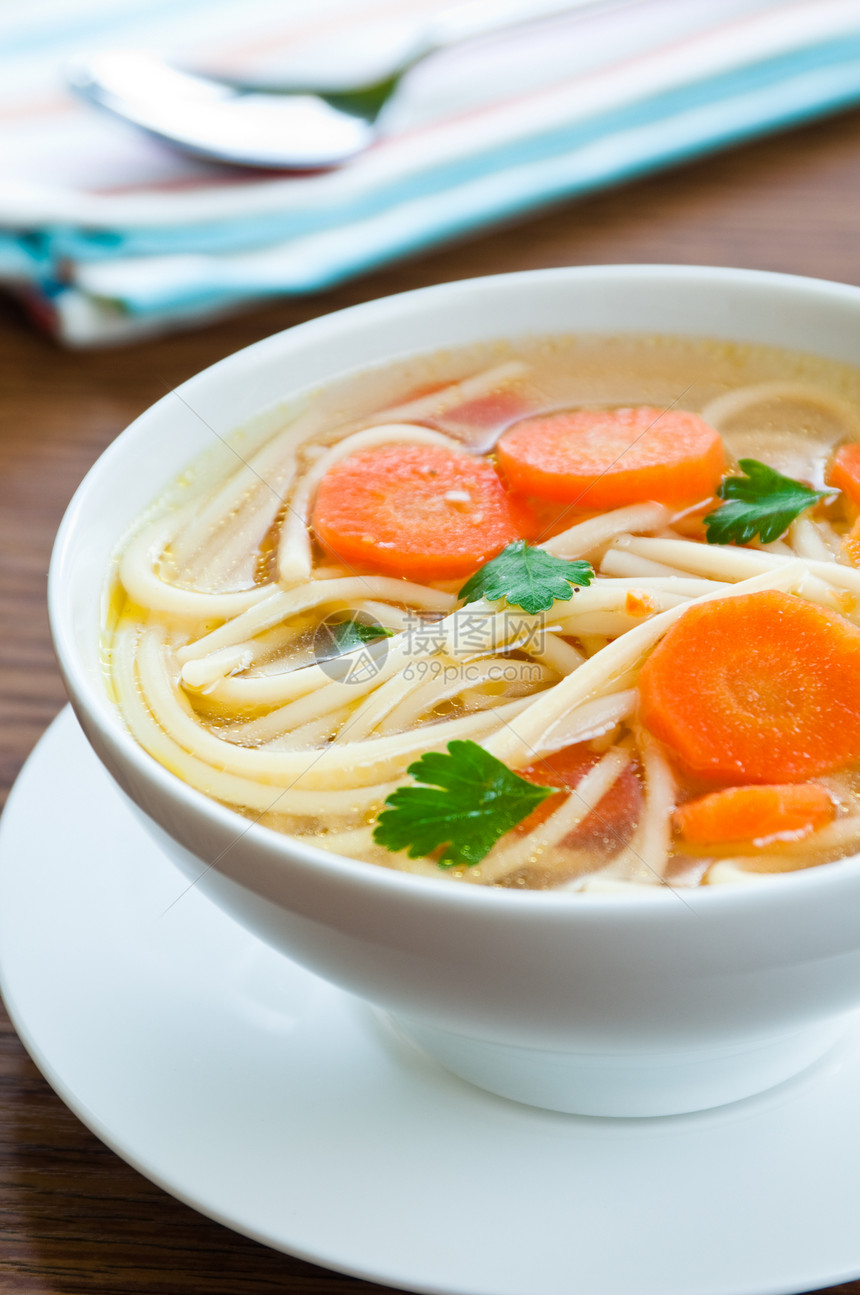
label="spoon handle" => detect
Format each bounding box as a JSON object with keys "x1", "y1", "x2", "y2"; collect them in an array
[{"x1": 428, "y1": 0, "x2": 639, "y2": 51}]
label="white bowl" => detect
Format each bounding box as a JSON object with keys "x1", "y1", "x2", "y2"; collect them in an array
[{"x1": 49, "y1": 265, "x2": 860, "y2": 1117}]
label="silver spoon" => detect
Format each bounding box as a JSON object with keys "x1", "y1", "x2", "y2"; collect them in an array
[{"x1": 66, "y1": 0, "x2": 633, "y2": 170}]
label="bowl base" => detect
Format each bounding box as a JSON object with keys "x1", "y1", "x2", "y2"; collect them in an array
[{"x1": 392, "y1": 1015, "x2": 851, "y2": 1117}]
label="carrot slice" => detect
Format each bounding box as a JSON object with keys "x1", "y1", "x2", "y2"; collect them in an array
[
  {"x1": 639, "y1": 590, "x2": 860, "y2": 782},
  {"x1": 674, "y1": 783, "x2": 834, "y2": 844},
  {"x1": 828, "y1": 443, "x2": 860, "y2": 506},
  {"x1": 312, "y1": 444, "x2": 535, "y2": 581},
  {"x1": 843, "y1": 517, "x2": 860, "y2": 568},
  {"x1": 669, "y1": 496, "x2": 722, "y2": 540},
  {"x1": 496, "y1": 406, "x2": 725, "y2": 509},
  {"x1": 431, "y1": 388, "x2": 536, "y2": 438},
  {"x1": 516, "y1": 744, "x2": 642, "y2": 855}
]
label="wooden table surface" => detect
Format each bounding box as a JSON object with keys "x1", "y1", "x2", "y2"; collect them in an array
[{"x1": 4, "y1": 107, "x2": 860, "y2": 1295}]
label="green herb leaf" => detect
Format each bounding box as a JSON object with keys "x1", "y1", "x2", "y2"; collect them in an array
[
  {"x1": 458, "y1": 540, "x2": 594, "y2": 614},
  {"x1": 373, "y1": 739, "x2": 554, "y2": 867},
  {"x1": 704, "y1": 459, "x2": 831, "y2": 546},
  {"x1": 320, "y1": 618, "x2": 394, "y2": 657}
]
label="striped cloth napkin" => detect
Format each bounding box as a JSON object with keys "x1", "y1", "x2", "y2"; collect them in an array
[{"x1": 2, "y1": 0, "x2": 860, "y2": 345}]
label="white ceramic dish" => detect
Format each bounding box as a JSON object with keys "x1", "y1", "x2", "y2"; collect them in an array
[
  {"x1": 48, "y1": 266, "x2": 860, "y2": 1117},
  {"x1": 3, "y1": 708, "x2": 860, "y2": 1295}
]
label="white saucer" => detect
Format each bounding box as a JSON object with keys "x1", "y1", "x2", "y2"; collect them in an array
[{"x1": 2, "y1": 709, "x2": 860, "y2": 1295}]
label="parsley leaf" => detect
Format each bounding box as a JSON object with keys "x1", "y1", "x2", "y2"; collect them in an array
[
  {"x1": 458, "y1": 540, "x2": 594, "y2": 614},
  {"x1": 704, "y1": 459, "x2": 831, "y2": 546},
  {"x1": 373, "y1": 739, "x2": 554, "y2": 867},
  {"x1": 318, "y1": 618, "x2": 393, "y2": 658}
]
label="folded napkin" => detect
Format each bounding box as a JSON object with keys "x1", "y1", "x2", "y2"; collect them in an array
[{"x1": 2, "y1": 0, "x2": 860, "y2": 345}]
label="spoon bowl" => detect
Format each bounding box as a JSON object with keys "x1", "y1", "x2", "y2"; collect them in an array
[{"x1": 67, "y1": 52, "x2": 378, "y2": 170}]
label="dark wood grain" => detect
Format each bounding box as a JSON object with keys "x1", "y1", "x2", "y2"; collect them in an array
[{"x1": 4, "y1": 106, "x2": 860, "y2": 1295}]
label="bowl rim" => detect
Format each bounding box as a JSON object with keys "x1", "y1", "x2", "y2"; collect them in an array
[{"x1": 48, "y1": 262, "x2": 860, "y2": 918}]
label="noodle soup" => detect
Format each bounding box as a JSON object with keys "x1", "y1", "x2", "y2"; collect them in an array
[{"x1": 106, "y1": 333, "x2": 860, "y2": 894}]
